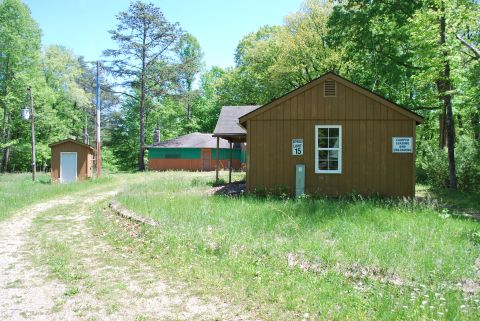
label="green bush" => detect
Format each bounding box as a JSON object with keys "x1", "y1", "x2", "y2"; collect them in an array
[
  {"x1": 417, "y1": 141, "x2": 449, "y2": 189},
  {"x1": 100, "y1": 146, "x2": 119, "y2": 173},
  {"x1": 417, "y1": 136, "x2": 480, "y2": 191},
  {"x1": 456, "y1": 137, "x2": 480, "y2": 191}
]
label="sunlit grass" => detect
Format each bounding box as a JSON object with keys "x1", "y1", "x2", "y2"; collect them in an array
[
  {"x1": 101, "y1": 172, "x2": 480, "y2": 320},
  {"x1": 0, "y1": 172, "x2": 114, "y2": 221}
]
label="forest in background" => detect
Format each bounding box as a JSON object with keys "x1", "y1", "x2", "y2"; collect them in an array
[{"x1": 0, "y1": 0, "x2": 479, "y2": 191}]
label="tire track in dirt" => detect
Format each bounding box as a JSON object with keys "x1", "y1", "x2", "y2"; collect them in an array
[
  {"x1": 0, "y1": 194, "x2": 84, "y2": 320},
  {"x1": 1, "y1": 181, "x2": 254, "y2": 320}
]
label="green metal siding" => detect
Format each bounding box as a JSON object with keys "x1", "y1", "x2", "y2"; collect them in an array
[
  {"x1": 240, "y1": 150, "x2": 247, "y2": 163},
  {"x1": 148, "y1": 148, "x2": 201, "y2": 159},
  {"x1": 211, "y1": 149, "x2": 241, "y2": 160},
  {"x1": 148, "y1": 147, "x2": 242, "y2": 160}
]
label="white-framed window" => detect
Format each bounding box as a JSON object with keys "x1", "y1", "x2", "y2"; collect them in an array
[{"x1": 315, "y1": 125, "x2": 342, "y2": 174}]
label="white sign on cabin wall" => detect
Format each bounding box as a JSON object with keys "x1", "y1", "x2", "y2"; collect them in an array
[
  {"x1": 392, "y1": 137, "x2": 413, "y2": 153},
  {"x1": 292, "y1": 139, "x2": 304, "y2": 155}
]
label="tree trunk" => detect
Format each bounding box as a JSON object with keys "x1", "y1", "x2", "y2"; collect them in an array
[
  {"x1": 83, "y1": 106, "x2": 89, "y2": 144},
  {"x1": 139, "y1": 77, "x2": 146, "y2": 171},
  {"x1": 1, "y1": 57, "x2": 10, "y2": 173},
  {"x1": 474, "y1": 106, "x2": 480, "y2": 141},
  {"x1": 437, "y1": 6, "x2": 457, "y2": 190},
  {"x1": 1, "y1": 111, "x2": 11, "y2": 173},
  {"x1": 138, "y1": 19, "x2": 147, "y2": 171},
  {"x1": 439, "y1": 108, "x2": 446, "y2": 148}
]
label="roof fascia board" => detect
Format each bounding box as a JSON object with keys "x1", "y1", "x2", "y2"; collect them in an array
[{"x1": 48, "y1": 139, "x2": 95, "y2": 150}]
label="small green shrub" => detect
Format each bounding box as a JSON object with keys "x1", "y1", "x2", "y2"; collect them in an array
[
  {"x1": 470, "y1": 229, "x2": 480, "y2": 245},
  {"x1": 417, "y1": 142, "x2": 449, "y2": 189},
  {"x1": 456, "y1": 137, "x2": 480, "y2": 191},
  {"x1": 101, "y1": 147, "x2": 119, "y2": 173}
]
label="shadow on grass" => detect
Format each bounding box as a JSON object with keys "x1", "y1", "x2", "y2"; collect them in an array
[{"x1": 428, "y1": 188, "x2": 480, "y2": 215}]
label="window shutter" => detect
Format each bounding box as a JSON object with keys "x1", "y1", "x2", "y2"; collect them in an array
[{"x1": 324, "y1": 79, "x2": 336, "y2": 97}]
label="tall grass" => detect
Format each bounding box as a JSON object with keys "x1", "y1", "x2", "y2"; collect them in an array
[
  {"x1": 108, "y1": 172, "x2": 480, "y2": 320},
  {"x1": 0, "y1": 172, "x2": 114, "y2": 221}
]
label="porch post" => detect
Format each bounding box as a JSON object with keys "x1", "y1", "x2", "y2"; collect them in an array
[
  {"x1": 215, "y1": 136, "x2": 220, "y2": 182},
  {"x1": 229, "y1": 141, "x2": 232, "y2": 184}
]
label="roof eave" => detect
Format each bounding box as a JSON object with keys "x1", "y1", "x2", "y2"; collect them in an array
[
  {"x1": 48, "y1": 138, "x2": 95, "y2": 150},
  {"x1": 212, "y1": 133, "x2": 246, "y2": 137}
]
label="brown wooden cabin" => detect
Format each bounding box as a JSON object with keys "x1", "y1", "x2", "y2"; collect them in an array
[
  {"x1": 49, "y1": 139, "x2": 94, "y2": 183},
  {"x1": 238, "y1": 72, "x2": 423, "y2": 197}
]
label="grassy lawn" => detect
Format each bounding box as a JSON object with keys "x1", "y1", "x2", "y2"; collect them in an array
[
  {"x1": 0, "y1": 172, "x2": 117, "y2": 222},
  {"x1": 93, "y1": 171, "x2": 480, "y2": 320}
]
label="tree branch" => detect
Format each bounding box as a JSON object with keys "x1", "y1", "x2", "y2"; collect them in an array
[
  {"x1": 411, "y1": 106, "x2": 440, "y2": 111},
  {"x1": 456, "y1": 34, "x2": 480, "y2": 60},
  {"x1": 102, "y1": 87, "x2": 139, "y2": 100}
]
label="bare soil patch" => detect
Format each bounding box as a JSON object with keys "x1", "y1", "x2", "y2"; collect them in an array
[{"x1": 208, "y1": 181, "x2": 246, "y2": 196}]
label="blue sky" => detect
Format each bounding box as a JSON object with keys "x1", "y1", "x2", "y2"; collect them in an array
[{"x1": 24, "y1": 0, "x2": 302, "y2": 68}]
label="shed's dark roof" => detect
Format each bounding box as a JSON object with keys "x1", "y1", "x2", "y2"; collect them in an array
[
  {"x1": 213, "y1": 105, "x2": 260, "y2": 136},
  {"x1": 48, "y1": 138, "x2": 95, "y2": 150},
  {"x1": 148, "y1": 133, "x2": 233, "y2": 149}
]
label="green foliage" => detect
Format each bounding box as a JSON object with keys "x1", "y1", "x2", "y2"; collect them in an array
[
  {"x1": 0, "y1": 0, "x2": 42, "y2": 171},
  {"x1": 107, "y1": 100, "x2": 140, "y2": 171},
  {"x1": 456, "y1": 137, "x2": 480, "y2": 191},
  {"x1": 417, "y1": 140, "x2": 449, "y2": 189},
  {"x1": 0, "y1": 1, "x2": 95, "y2": 172},
  {"x1": 100, "y1": 146, "x2": 119, "y2": 173},
  {"x1": 104, "y1": 0, "x2": 185, "y2": 170},
  {"x1": 229, "y1": 0, "x2": 344, "y2": 104},
  {"x1": 418, "y1": 136, "x2": 480, "y2": 191},
  {"x1": 469, "y1": 229, "x2": 480, "y2": 245}
]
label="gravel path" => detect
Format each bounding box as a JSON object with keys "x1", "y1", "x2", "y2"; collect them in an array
[{"x1": 0, "y1": 185, "x2": 251, "y2": 321}]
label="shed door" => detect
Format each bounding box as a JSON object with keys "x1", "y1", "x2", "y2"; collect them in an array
[
  {"x1": 60, "y1": 152, "x2": 77, "y2": 183},
  {"x1": 201, "y1": 149, "x2": 211, "y2": 171}
]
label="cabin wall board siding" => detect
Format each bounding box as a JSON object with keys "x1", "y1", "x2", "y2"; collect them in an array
[{"x1": 246, "y1": 79, "x2": 417, "y2": 197}]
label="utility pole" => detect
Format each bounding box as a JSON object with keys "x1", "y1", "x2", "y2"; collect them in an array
[
  {"x1": 28, "y1": 86, "x2": 36, "y2": 181},
  {"x1": 96, "y1": 61, "x2": 101, "y2": 177},
  {"x1": 84, "y1": 106, "x2": 89, "y2": 145}
]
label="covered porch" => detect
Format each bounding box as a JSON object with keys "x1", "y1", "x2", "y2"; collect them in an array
[{"x1": 212, "y1": 105, "x2": 259, "y2": 183}]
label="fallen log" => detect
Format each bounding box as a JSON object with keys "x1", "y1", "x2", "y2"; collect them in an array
[{"x1": 109, "y1": 200, "x2": 160, "y2": 227}]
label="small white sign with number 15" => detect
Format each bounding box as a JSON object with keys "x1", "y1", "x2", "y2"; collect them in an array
[{"x1": 292, "y1": 139, "x2": 303, "y2": 155}]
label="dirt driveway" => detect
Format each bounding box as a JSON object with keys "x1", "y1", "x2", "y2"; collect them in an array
[{"x1": 0, "y1": 183, "x2": 251, "y2": 321}]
